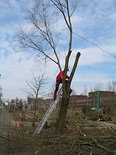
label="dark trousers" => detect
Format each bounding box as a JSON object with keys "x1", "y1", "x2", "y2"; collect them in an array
[{"x1": 54, "y1": 79, "x2": 62, "y2": 98}]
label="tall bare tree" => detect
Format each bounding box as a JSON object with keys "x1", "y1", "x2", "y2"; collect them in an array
[{"x1": 17, "y1": 0, "x2": 81, "y2": 133}]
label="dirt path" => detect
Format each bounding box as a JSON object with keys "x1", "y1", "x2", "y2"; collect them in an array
[
  {"x1": 0, "y1": 108, "x2": 14, "y2": 123},
  {"x1": 0, "y1": 108, "x2": 15, "y2": 136}
]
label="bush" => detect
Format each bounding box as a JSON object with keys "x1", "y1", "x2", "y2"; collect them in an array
[
  {"x1": 82, "y1": 105, "x2": 95, "y2": 117},
  {"x1": 103, "y1": 104, "x2": 116, "y2": 115}
]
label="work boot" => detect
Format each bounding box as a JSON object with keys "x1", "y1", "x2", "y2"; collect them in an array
[
  {"x1": 69, "y1": 89, "x2": 72, "y2": 95},
  {"x1": 54, "y1": 96, "x2": 56, "y2": 101}
]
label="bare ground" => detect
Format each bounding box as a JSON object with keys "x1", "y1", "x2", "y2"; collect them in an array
[{"x1": 0, "y1": 108, "x2": 116, "y2": 155}]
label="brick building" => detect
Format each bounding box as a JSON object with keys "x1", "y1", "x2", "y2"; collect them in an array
[
  {"x1": 27, "y1": 91, "x2": 116, "y2": 110},
  {"x1": 69, "y1": 95, "x2": 88, "y2": 108},
  {"x1": 88, "y1": 91, "x2": 116, "y2": 109}
]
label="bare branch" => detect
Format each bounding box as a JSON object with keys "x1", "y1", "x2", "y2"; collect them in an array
[
  {"x1": 70, "y1": 0, "x2": 79, "y2": 17},
  {"x1": 51, "y1": 0, "x2": 70, "y2": 29},
  {"x1": 26, "y1": 81, "x2": 37, "y2": 95},
  {"x1": 69, "y1": 52, "x2": 81, "y2": 83},
  {"x1": 17, "y1": 2, "x2": 62, "y2": 71}
]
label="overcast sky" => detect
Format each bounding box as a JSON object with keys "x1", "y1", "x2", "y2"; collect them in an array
[{"x1": 0, "y1": 0, "x2": 116, "y2": 100}]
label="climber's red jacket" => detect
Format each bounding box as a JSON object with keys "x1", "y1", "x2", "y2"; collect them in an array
[{"x1": 56, "y1": 71, "x2": 69, "y2": 81}]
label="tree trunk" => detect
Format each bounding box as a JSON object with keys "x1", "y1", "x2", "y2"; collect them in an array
[
  {"x1": 55, "y1": 96, "x2": 69, "y2": 133},
  {"x1": 55, "y1": 52, "x2": 81, "y2": 133},
  {"x1": 55, "y1": 81, "x2": 70, "y2": 133}
]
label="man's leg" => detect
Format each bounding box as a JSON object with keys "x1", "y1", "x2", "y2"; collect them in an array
[{"x1": 54, "y1": 81, "x2": 60, "y2": 100}]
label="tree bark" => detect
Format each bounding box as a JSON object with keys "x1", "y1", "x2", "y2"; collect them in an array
[{"x1": 55, "y1": 92, "x2": 69, "y2": 133}]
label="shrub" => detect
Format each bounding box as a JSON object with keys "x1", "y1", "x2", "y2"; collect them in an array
[{"x1": 82, "y1": 105, "x2": 95, "y2": 117}]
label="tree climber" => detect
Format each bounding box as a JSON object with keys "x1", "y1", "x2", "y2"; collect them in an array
[{"x1": 53, "y1": 69, "x2": 69, "y2": 100}]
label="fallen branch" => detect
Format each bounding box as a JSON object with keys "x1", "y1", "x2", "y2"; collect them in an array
[
  {"x1": 93, "y1": 138, "x2": 116, "y2": 154},
  {"x1": 0, "y1": 135, "x2": 10, "y2": 141}
]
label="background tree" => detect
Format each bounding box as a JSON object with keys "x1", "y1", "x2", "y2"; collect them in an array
[
  {"x1": 94, "y1": 82, "x2": 104, "y2": 91},
  {"x1": 83, "y1": 85, "x2": 88, "y2": 96},
  {"x1": 107, "y1": 80, "x2": 116, "y2": 92},
  {"x1": 24, "y1": 73, "x2": 46, "y2": 116},
  {"x1": 17, "y1": 0, "x2": 81, "y2": 133}
]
